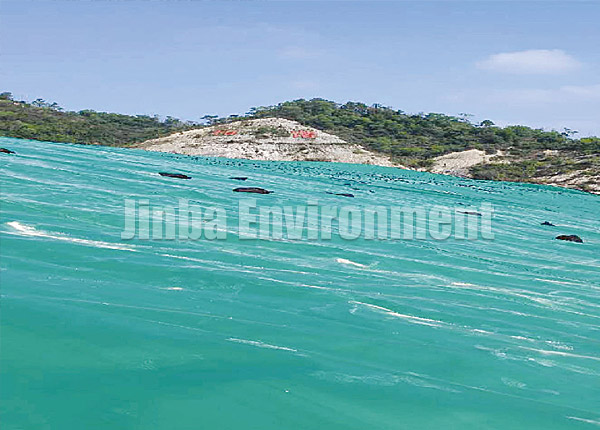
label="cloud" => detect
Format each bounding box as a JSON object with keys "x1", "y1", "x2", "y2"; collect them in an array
[
  {"x1": 495, "y1": 84, "x2": 600, "y2": 104},
  {"x1": 477, "y1": 49, "x2": 581, "y2": 74}
]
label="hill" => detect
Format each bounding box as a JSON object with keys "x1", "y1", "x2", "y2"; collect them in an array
[
  {"x1": 137, "y1": 117, "x2": 398, "y2": 167},
  {"x1": 1, "y1": 93, "x2": 598, "y2": 193},
  {"x1": 244, "y1": 99, "x2": 599, "y2": 193},
  {"x1": 0, "y1": 92, "x2": 191, "y2": 146}
]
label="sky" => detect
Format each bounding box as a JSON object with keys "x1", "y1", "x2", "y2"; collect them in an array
[{"x1": 1, "y1": 0, "x2": 599, "y2": 136}]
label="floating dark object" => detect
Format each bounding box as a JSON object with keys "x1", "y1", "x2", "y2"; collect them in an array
[
  {"x1": 159, "y1": 172, "x2": 191, "y2": 179},
  {"x1": 230, "y1": 177, "x2": 248, "y2": 181},
  {"x1": 0, "y1": 148, "x2": 15, "y2": 154},
  {"x1": 326, "y1": 192, "x2": 354, "y2": 198},
  {"x1": 233, "y1": 187, "x2": 272, "y2": 194},
  {"x1": 556, "y1": 234, "x2": 583, "y2": 243},
  {"x1": 458, "y1": 211, "x2": 482, "y2": 216},
  {"x1": 541, "y1": 221, "x2": 555, "y2": 226}
]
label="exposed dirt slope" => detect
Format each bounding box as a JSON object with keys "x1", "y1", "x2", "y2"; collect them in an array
[{"x1": 136, "y1": 118, "x2": 400, "y2": 167}]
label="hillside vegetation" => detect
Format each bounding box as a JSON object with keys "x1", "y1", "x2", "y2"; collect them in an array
[
  {"x1": 0, "y1": 92, "x2": 191, "y2": 145},
  {"x1": 1, "y1": 93, "x2": 598, "y2": 192},
  {"x1": 243, "y1": 99, "x2": 599, "y2": 192},
  {"x1": 247, "y1": 99, "x2": 595, "y2": 161}
]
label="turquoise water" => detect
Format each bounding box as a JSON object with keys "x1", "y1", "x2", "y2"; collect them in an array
[{"x1": 1, "y1": 137, "x2": 599, "y2": 429}]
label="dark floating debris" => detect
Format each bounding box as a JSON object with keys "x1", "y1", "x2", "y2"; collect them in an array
[
  {"x1": 541, "y1": 221, "x2": 555, "y2": 226},
  {"x1": 556, "y1": 234, "x2": 583, "y2": 243},
  {"x1": 326, "y1": 192, "x2": 354, "y2": 198},
  {"x1": 458, "y1": 211, "x2": 482, "y2": 216},
  {"x1": 0, "y1": 148, "x2": 15, "y2": 154},
  {"x1": 230, "y1": 177, "x2": 248, "y2": 181},
  {"x1": 159, "y1": 172, "x2": 192, "y2": 179},
  {"x1": 233, "y1": 187, "x2": 272, "y2": 194}
]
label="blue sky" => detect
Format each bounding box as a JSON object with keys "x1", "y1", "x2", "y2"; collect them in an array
[{"x1": 2, "y1": 1, "x2": 599, "y2": 135}]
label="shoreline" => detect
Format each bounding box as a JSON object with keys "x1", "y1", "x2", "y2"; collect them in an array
[{"x1": 1, "y1": 134, "x2": 597, "y2": 195}]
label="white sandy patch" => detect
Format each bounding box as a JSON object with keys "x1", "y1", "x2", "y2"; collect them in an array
[
  {"x1": 136, "y1": 118, "x2": 402, "y2": 167},
  {"x1": 430, "y1": 149, "x2": 504, "y2": 177},
  {"x1": 536, "y1": 170, "x2": 600, "y2": 194}
]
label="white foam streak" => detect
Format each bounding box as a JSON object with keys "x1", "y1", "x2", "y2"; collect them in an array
[
  {"x1": 519, "y1": 346, "x2": 600, "y2": 362},
  {"x1": 336, "y1": 258, "x2": 367, "y2": 268},
  {"x1": 567, "y1": 416, "x2": 600, "y2": 426},
  {"x1": 227, "y1": 338, "x2": 297, "y2": 352},
  {"x1": 350, "y1": 300, "x2": 445, "y2": 327},
  {"x1": 6, "y1": 221, "x2": 136, "y2": 251}
]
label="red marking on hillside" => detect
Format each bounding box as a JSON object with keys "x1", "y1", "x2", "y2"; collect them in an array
[
  {"x1": 291, "y1": 130, "x2": 317, "y2": 139},
  {"x1": 213, "y1": 130, "x2": 238, "y2": 136}
]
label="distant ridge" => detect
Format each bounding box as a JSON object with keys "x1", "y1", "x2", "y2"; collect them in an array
[{"x1": 1, "y1": 93, "x2": 598, "y2": 193}]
